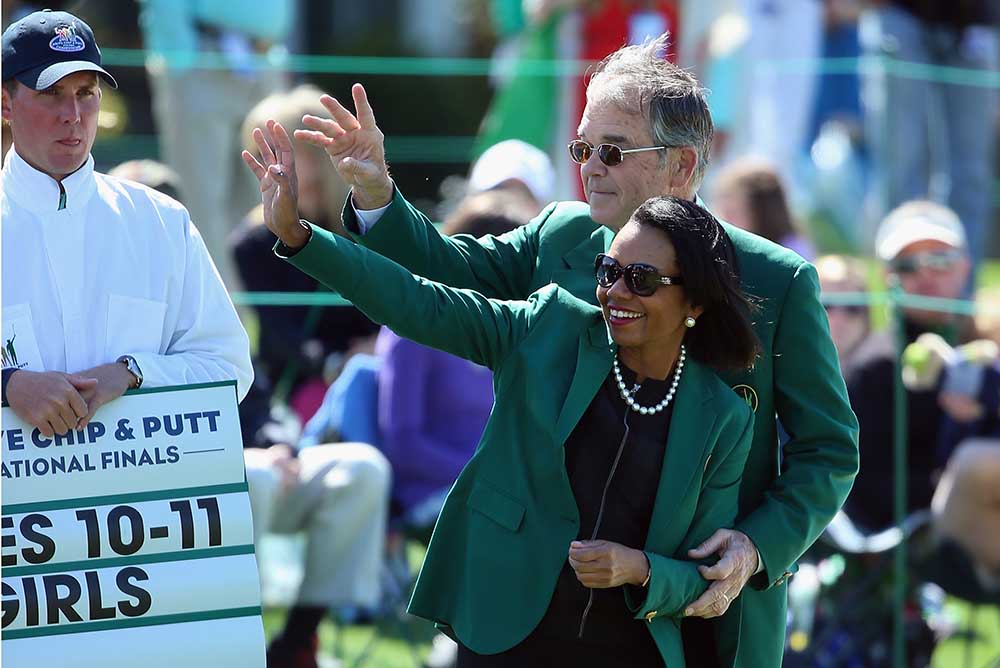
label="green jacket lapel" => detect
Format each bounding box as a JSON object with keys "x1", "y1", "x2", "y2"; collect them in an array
[
  {"x1": 550, "y1": 227, "x2": 612, "y2": 303},
  {"x1": 561, "y1": 226, "x2": 609, "y2": 269},
  {"x1": 554, "y1": 317, "x2": 613, "y2": 446},
  {"x1": 645, "y1": 360, "x2": 718, "y2": 552}
]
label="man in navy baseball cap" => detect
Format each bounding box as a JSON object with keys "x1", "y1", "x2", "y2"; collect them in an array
[
  {"x1": 2, "y1": 9, "x2": 117, "y2": 90},
  {"x1": 2, "y1": 9, "x2": 118, "y2": 180}
]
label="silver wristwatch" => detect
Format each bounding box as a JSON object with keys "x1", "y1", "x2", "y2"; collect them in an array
[{"x1": 116, "y1": 355, "x2": 143, "y2": 389}]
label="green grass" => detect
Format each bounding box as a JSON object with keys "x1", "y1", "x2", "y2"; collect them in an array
[
  {"x1": 263, "y1": 606, "x2": 438, "y2": 668},
  {"x1": 262, "y1": 541, "x2": 437, "y2": 667}
]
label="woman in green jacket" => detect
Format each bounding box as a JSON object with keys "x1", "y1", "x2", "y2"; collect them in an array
[{"x1": 247, "y1": 133, "x2": 761, "y2": 667}]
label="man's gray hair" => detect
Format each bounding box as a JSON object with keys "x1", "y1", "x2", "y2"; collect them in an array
[{"x1": 587, "y1": 34, "x2": 714, "y2": 188}]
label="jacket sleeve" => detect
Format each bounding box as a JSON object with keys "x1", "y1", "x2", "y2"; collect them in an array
[
  {"x1": 627, "y1": 408, "x2": 755, "y2": 619},
  {"x1": 737, "y1": 261, "x2": 860, "y2": 587},
  {"x1": 283, "y1": 224, "x2": 545, "y2": 371},
  {"x1": 130, "y1": 218, "x2": 254, "y2": 402},
  {"x1": 342, "y1": 186, "x2": 549, "y2": 300}
]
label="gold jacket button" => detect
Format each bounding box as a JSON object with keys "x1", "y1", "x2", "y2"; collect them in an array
[{"x1": 645, "y1": 610, "x2": 657, "y2": 622}]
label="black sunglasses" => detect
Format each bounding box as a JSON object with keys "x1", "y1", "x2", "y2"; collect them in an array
[
  {"x1": 890, "y1": 249, "x2": 964, "y2": 275},
  {"x1": 594, "y1": 254, "x2": 683, "y2": 297},
  {"x1": 568, "y1": 139, "x2": 670, "y2": 167}
]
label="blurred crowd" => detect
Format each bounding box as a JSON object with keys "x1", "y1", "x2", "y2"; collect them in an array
[{"x1": 2, "y1": 0, "x2": 998, "y2": 667}]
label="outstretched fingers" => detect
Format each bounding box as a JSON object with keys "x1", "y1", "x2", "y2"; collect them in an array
[
  {"x1": 241, "y1": 150, "x2": 267, "y2": 180},
  {"x1": 293, "y1": 128, "x2": 336, "y2": 150},
  {"x1": 252, "y1": 126, "x2": 277, "y2": 167},
  {"x1": 352, "y1": 83, "x2": 377, "y2": 129},
  {"x1": 300, "y1": 114, "x2": 346, "y2": 141},
  {"x1": 319, "y1": 93, "x2": 361, "y2": 131},
  {"x1": 268, "y1": 120, "x2": 295, "y2": 172}
]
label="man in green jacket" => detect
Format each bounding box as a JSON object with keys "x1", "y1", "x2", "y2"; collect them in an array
[{"x1": 262, "y1": 34, "x2": 859, "y2": 668}]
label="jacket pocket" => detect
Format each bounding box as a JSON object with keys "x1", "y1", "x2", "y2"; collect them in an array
[
  {"x1": 466, "y1": 481, "x2": 525, "y2": 532},
  {"x1": 106, "y1": 294, "x2": 167, "y2": 359}
]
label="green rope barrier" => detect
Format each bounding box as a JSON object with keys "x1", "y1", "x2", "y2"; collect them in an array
[
  {"x1": 819, "y1": 291, "x2": 998, "y2": 318},
  {"x1": 92, "y1": 134, "x2": 478, "y2": 165},
  {"x1": 107, "y1": 49, "x2": 589, "y2": 77},
  {"x1": 230, "y1": 291, "x2": 353, "y2": 307},
  {"x1": 756, "y1": 55, "x2": 1000, "y2": 88},
  {"x1": 229, "y1": 289, "x2": 997, "y2": 314},
  {"x1": 103, "y1": 49, "x2": 1000, "y2": 87}
]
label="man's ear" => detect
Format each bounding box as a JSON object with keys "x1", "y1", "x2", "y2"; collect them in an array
[
  {"x1": 668, "y1": 146, "x2": 698, "y2": 192},
  {"x1": 1, "y1": 86, "x2": 13, "y2": 124},
  {"x1": 0, "y1": 80, "x2": 21, "y2": 123}
]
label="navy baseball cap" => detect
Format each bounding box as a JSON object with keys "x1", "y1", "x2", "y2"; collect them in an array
[{"x1": 2, "y1": 9, "x2": 117, "y2": 90}]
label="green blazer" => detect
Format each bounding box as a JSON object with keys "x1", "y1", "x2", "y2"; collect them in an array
[
  {"x1": 286, "y1": 226, "x2": 755, "y2": 666},
  {"x1": 340, "y1": 189, "x2": 860, "y2": 667}
]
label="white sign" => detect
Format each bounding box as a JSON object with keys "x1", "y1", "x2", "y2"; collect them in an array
[{"x1": 1, "y1": 382, "x2": 264, "y2": 668}]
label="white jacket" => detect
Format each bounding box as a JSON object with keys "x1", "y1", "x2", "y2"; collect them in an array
[{"x1": 1, "y1": 149, "x2": 253, "y2": 401}]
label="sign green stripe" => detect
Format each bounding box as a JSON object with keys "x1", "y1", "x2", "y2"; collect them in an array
[
  {"x1": 3, "y1": 543, "x2": 255, "y2": 578},
  {"x1": 2, "y1": 482, "x2": 249, "y2": 515},
  {"x1": 2, "y1": 379, "x2": 237, "y2": 409},
  {"x1": 123, "y1": 379, "x2": 237, "y2": 397},
  {"x1": 2, "y1": 606, "x2": 262, "y2": 640}
]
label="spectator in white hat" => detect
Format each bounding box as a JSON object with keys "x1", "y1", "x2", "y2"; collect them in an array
[
  {"x1": 468, "y1": 139, "x2": 556, "y2": 214},
  {"x1": 875, "y1": 200, "x2": 971, "y2": 327},
  {"x1": 843, "y1": 200, "x2": 973, "y2": 532}
]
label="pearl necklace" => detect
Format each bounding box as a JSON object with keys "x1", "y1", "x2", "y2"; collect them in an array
[{"x1": 613, "y1": 345, "x2": 686, "y2": 415}]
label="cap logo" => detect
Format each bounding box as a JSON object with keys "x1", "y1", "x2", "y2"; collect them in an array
[{"x1": 49, "y1": 23, "x2": 85, "y2": 53}]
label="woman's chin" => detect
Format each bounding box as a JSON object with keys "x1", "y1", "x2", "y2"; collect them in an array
[{"x1": 609, "y1": 330, "x2": 642, "y2": 349}]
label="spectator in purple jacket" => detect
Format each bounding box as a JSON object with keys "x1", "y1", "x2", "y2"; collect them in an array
[{"x1": 376, "y1": 329, "x2": 494, "y2": 526}]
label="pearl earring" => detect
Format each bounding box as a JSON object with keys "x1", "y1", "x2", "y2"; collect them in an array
[{"x1": 684, "y1": 316, "x2": 696, "y2": 328}]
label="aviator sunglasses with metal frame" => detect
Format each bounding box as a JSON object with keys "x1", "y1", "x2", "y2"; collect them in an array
[
  {"x1": 568, "y1": 139, "x2": 672, "y2": 167},
  {"x1": 595, "y1": 253, "x2": 684, "y2": 297}
]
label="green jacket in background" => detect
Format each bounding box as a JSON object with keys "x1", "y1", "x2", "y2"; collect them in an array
[
  {"x1": 340, "y1": 189, "x2": 860, "y2": 667},
  {"x1": 285, "y1": 226, "x2": 754, "y2": 667}
]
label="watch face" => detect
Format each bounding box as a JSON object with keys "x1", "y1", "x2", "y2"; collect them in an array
[{"x1": 119, "y1": 356, "x2": 142, "y2": 387}]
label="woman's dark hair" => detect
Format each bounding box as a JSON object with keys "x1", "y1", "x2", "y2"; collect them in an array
[{"x1": 630, "y1": 196, "x2": 760, "y2": 371}]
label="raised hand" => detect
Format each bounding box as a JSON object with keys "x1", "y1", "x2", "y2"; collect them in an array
[
  {"x1": 242, "y1": 119, "x2": 310, "y2": 249},
  {"x1": 295, "y1": 83, "x2": 393, "y2": 210}
]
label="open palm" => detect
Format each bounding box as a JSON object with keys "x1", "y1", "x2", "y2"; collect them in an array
[
  {"x1": 295, "y1": 83, "x2": 392, "y2": 208},
  {"x1": 241, "y1": 120, "x2": 302, "y2": 244}
]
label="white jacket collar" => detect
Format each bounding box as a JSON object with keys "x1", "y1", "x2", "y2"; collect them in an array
[{"x1": 2, "y1": 147, "x2": 97, "y2": 214}]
